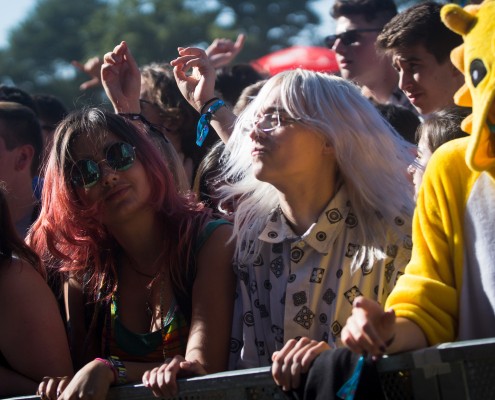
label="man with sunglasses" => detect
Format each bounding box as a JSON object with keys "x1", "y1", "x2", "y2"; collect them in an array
[{"x1": 328, "y1": 0, "x2": 412, "y2": 110}]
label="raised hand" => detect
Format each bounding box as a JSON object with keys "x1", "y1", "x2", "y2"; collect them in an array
[
  {"x1": 72, "y1": 57, "x2": 103, "y2": 90},
  {"x1": 206, "y1": 33, "x2": 246, "y2": 68},
  {"x1": 101, "y1": 41, "x2": 141, "y2": 113},
  {"x1": 271, "y1": 338, "x2": 331, "y2": 391},
  {"x1": 170, "y1": 47, "x2": 217, "y2": 113}
]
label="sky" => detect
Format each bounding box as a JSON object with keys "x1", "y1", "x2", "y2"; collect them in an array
[{"x1": 0, "y1": 0, "x2": 334, "y2": 49}]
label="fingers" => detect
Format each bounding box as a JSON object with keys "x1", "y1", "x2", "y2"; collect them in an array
[
  {"x1": 143, "y1": 356, "x2": 184, "y2": 398},
  {"x1": 272, "y1": 338, "x2": 328, "y2": 391},
  {"x1": 233, "y1": 33, "x2": 246, "y2": 54},
  {"x1": 341, "y1": 297, "x2": 396, "y2": 357},
  {"x1": 178, "y1": 359, "x2": 207, "y2": 377},
  {"x1": 37, "y1": 376, "x2": 69, "y2": 400}
]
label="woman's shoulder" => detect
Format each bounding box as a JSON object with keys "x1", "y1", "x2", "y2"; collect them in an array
[{"x1": 0, "y1": 257, "x2": 50, "y2": 302}]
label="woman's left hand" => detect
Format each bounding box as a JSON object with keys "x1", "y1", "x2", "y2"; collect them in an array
[
  {"x1": 142, "y1": 355, "x2": 207, "y2": 398},
  {"x1": 271, "y1": 338, "x2": 332, "y2": 391}
]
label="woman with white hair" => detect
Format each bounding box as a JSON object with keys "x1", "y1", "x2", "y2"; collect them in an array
[{"x1": 171, "y1": 47, "x2": 414, "y2": 390}]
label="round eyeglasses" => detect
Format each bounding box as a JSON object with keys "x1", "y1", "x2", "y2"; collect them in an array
[
  {"x1": 71, "y1": 142, "x2": 136, "y2": 189},
  {"x1": 249, "y1": 112, "x2": 301, "y2": 134}
]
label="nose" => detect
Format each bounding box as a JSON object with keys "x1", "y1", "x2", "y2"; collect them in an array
[
  {"x1": 100, "y1": 163, "x2": 119, "y2": 187},
  {"x1": 398, "y1": 70, "x2": 413, "y2": 92},
  {"x1": 332, "y1": 38, "x2": 346, "y2": 54},
  {"x1": 248, "y1": 125, "x2": 267, "y2": 142}
]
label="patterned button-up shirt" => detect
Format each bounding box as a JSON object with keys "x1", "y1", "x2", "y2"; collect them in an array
[{"x1": 229, "y1": 184, "x2": 412, "y2": 369}]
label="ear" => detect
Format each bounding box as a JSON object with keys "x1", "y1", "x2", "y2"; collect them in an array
[
  {"x1": 14, "y1": 144, "x2": 35, "y2": 173},
  {"x1": 322, "y1": 140, "x2": 335, "y2": 155}
]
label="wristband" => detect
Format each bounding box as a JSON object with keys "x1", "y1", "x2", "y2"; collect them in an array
[
  {"x1": 95, "y1": 357, "x2": 117, "y2": 384},
  {"x1": 200, "y1": 97, "x2": 220, "y2": 115},
  {"x1": 196, "y1": 99, "x2": 226, "y2": 147},
  {"x1": 107, "y1": 355, "x2": 128, "y2": 385}
]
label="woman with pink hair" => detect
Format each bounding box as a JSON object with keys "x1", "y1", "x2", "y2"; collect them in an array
[{"x1": 31, "y1": 108, "x2": 234, "y2": 399}]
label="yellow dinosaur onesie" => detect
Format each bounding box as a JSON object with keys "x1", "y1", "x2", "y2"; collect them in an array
[{"x1": 384, "y1": 0, "x2": 495, "y2": 345}]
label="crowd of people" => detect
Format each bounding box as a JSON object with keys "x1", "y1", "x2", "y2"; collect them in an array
[{"x1": 0, "y1": 0, "x2": 492, "y2": 399}]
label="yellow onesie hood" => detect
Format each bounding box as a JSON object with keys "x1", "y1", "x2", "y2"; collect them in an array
[{"x1": 441, "y1": 1, "x2": 495, "y2": 171}]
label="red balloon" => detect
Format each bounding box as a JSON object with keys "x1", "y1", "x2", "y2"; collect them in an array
[{"x1": 251, "y1": 46, "x2": 339, "y2": 76}]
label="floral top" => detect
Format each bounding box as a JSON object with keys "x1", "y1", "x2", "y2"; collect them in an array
[{"x1": 229, "y1": 184, "x2": 412, "y2": 369}]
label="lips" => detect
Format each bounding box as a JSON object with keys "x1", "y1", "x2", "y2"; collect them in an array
[{"x1": 105, "y1": 184, "x2": 130, "y2": 203}]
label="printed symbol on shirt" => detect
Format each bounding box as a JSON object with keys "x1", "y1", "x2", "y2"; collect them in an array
[
  {"x1": 250, "y1": 281, "x2": 258, "y2": 293},
  {"x1": 270, "y1": 210, "x2": 279, "y2": 222},
  {"x1": 385, "y1": 261, "x2": 395, "y2": 283},
  {"x1": 239, "y1": 270, "x2": 249, "y2": 286},
  {"x1": 326, "y1": 208, "x2": 343, "y2": 223},
  {"x1": 386, "y1": 244, "x2": 398, "y2": 258},
  {"x1": 316, "y1": 231, "x2": 327, "y2": 241},
  {"x1": 336, "y1": 269, "x2": 343, "y2": 279},
  {"x1": 322, "y1": 288, "x2": 336, "y2": 305},
  {"x1": 394, "y1": 216, "x2": 405, "y2": 226},
  {"x1": 294, "y1": 306, "x2": 315, "y2": 329},
  {"x1": 253, "y1": 254, "x2": 264, "y2": 266},
  {"x1": 310, "y1": 268, "x2": 325, "y2": 283},
  {"x1": 395, "y1": 271, "x2": 404, "y2": 285},
  {"x1": 331, "y1": 320, "x2": 343, "y2": 336},
  {"x1": 255, "y1": 339, "x2": 266, "y2": 356},
  {"x1": 344, "y1": 286, "x2": 363, "y2": 304},
  {"x1": 361, "y1": 257, "x2": 373, "y2": 275},
  {"x1": 270, "y1": 256, "x2": 284, "y2": 278},
  {"x1": 403, "y1": 235, "x2": 413, "y2": 250},
  {"x1": 240, "y1": 239, "x2": 255, "y2": 254},
  {"x1": 264, "y1": 279, "x2": 272, "y2": 290},
  {"x1": 243, "y1": 311, "x2": 255, "y2": 327},
  {"x1": 319, "y1": 313, "x2": 328, "y2": 324},
  {"x1": 272, "y1": 242, "x2": 284, "y2": 254},
  {"x1": 345, "y1": 243, "x2": 361, "y2": 258},
  {"x1": 291, "y1": 247, "x2": 304, "y2": 263},
  {"x1": 288, "y1": 273, "x2": 297, "y2": 283},
  {"x1": 267, "y1": 231, "x2": 278, "y2": 239},
  {"x1": 293, "y1": 291, "x2": 307, "y2": 306},
  {"x1": 254, "y1": 299, "x2": 269, "y2": 318},
  {"x1": 345, "y1": 212, "x2": 358, "y2": 228},
  {"x1": 271, "y1": 324, "x2": 284, "y2": 343},
  {"x1": 230, "y1": 338, "x2": 242, "y2": 353}
]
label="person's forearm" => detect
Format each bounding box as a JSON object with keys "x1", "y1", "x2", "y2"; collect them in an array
[
  {"x1": 387, "y1": 317, "x2": 428, "y2": 354},
  {"x1": 209, "y1": 107, "x2": 237, "y2": 144},
  {"x1": 0, "y1": 366, "x2": 38, "y2": 397}
]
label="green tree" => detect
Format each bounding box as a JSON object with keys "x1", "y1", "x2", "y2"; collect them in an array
[{"x1": 0, "y1": 0, "x2": 322, "y2": 108}]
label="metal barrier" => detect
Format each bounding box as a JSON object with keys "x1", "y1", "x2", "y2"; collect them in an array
[
  {"x1": 377, "y1": 337, "x2": 495, "y2": 400},
  {"x1": 8, "y1": 338, "x2": 495, "y2": 400}
]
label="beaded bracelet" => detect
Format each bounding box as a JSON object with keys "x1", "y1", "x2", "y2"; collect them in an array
[
  {"x1": 95, "y1": 357, "x2": 117, "y2": 384},
  {"x1": 196, "y1": 99, "x2": 226, "y2": 147},
  {"x1": 107, "y1": 355, "x2": 128, "y2": 385}
]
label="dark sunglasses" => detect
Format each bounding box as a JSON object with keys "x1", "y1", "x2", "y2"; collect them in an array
[
  {"x1": 324, "y1": 28, "x2": 382, "y2": 48},
  {"x1": 71, "y1": 142, "x2": 136, "y2": 189}
]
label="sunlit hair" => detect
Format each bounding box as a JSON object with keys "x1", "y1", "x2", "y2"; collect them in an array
[
  {"x1": 219, "y1": 69, "x2": 415, "y2": 264},
  {"x1": 0, "y1": 183, "x2": 43, "y2": 275},
  {"x1": 29, "y1": 108, "x2": 209, "y2": 301}
]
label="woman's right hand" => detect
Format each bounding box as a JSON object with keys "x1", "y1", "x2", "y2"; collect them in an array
[
  {"x1": 101, "y1": 41, "x2": 142, "y2": 114},
  {"x1": 170, "y1": 47, "x2": 217, "y2": 113},
  {"x1": 341, "y1": 296, "x2": 396, "y2": 357},
  {"x1": 142, "y1": 355, "x2": 207, "y2": 398},
  {"x1": 38, "y1": 359, "x2": 115, "y2": 399}
]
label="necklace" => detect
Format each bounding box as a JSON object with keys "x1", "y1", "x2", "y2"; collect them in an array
[{"x1": 125, "y1": 259, "x2": 157, "y2": 279}]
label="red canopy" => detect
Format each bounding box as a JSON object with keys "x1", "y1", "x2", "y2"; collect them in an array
[{"x1": 251, "y1": 46, "x2": 339, "y2": 76}]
